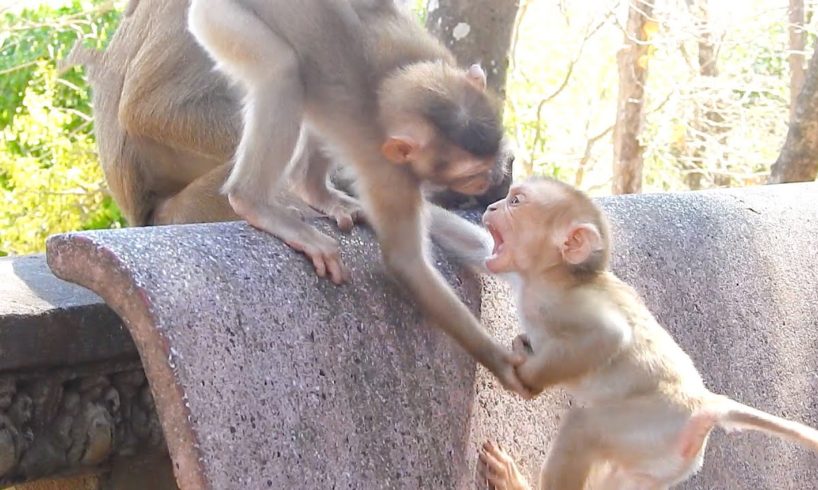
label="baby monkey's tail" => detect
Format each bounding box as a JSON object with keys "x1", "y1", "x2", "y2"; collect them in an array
[{"x1": 713, "y1": 394, "x2": 818, "y2": 452}]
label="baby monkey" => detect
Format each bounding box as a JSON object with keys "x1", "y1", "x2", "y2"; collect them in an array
[{"x1": 429, "y1": 178, "x2": 818, "y2": 489}]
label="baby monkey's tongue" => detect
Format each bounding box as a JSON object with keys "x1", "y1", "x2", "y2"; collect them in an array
[{"x1": 488, "y1": 225, "x2": 505, "y2": 258}]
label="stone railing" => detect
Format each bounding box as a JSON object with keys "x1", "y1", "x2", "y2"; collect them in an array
[{"x1": 1, "y1": 183, "x2": 816, "y2": 489}]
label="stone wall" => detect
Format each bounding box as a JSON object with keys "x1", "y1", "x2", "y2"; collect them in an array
[{"x1": 42, "y1": 183, "x2": 818, "y2": 489}]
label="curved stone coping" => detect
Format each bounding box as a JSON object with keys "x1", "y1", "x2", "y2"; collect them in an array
[
  {"x1": 45, "y1": 182, "x2": 818, "y2": 489},
  {"x1": 46, "y1": 220, "x2": 488, "y2": 489}
]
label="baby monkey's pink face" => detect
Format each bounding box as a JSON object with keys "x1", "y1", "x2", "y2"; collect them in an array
[
  {"x1": 482, "y1": 181, "x2": 550, "y2": 274},
  {"x1": 482, "y1": 179, "x2": 606, "y2": 276},
  {"x1": 482, "y1": 179, "x2": 591, "y2": 275}
]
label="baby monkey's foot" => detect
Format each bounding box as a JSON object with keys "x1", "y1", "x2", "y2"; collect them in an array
[
  {"x1": 477, "y1": 441, "x2": 530, "y2": 490},
  {"x1": 298, "y1": 185, "x2": 365, "y2": 232}
]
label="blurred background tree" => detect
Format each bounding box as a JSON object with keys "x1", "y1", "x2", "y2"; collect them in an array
[
  {"x1": 2, "y1": 0, "x2": 817, "y2": 256},
  {"x1": 0, "y1": 0, "x2": 125, "y2": 256}
]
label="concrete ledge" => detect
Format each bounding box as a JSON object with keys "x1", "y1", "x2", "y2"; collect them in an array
[
  {"x1": 0, "y1": 255, "x2": 136, "y2": 370},
  {"x1": 46, "y1": 183, "x2": 818, "y2": 489}
]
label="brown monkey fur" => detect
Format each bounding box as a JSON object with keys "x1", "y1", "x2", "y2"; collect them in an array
[
  {"x1": 429, "y1": 178, "x2": 818, "y2": 489},
  {"x1": 59, "y1": 0, "x2": 240, "y2": 226},
  {"x1": 60, "y1": 0, "x2": 510, "y2": 228}
]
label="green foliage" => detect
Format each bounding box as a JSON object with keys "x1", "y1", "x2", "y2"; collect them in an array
[{"x1": 0, "y1": 0, "x2": 124, "y2": 255}]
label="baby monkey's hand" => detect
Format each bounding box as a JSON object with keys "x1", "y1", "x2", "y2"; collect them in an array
[{"x1": 510, "y1": 334, "x2": 545, "y2": 398}]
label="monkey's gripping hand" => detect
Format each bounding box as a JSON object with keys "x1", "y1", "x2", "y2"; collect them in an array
[
  {"x1": 477, "y1": 440, "x2": 532, "y2": 490},
  {"x1": 229, "y1": 193, "x2": 349, "y2": 284},
  {"x1": 489, "y1": 347, "x2": 533, "y2": 400}
]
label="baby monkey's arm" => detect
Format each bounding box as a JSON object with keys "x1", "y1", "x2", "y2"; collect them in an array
[{"x1": 516, "y1": 307, "x2": 632, "y2": 394}]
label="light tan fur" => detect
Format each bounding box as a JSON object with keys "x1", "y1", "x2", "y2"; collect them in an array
[
  {"x1": 185, "y1": 0, "x2": 529, "y2": 395},
  {"x1": 429, "y1": 178, "x2": 818, "y2": 489}
]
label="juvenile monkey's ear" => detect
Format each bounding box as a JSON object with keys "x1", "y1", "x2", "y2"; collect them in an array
[
  {"x1": 561, "y1": 223, "x2": 603, "y2": 265},
  {"x1": 466, "y1": 64, "x2": 487, "y2": 91},
  {"x1": 381, "y1": 136, "x2": 418, "y2": 164}
]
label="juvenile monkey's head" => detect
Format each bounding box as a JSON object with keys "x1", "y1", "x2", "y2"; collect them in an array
[
  {"x1": 378, "y1": 62, "x2": 504, "y2": 196},
  {"x1": 481, "y1": 178, "x2": 610, "y2": 278}
]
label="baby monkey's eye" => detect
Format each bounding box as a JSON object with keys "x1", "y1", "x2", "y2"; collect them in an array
[{"x1": 509, "y1": 194, "x2": 524, "y2": 206}]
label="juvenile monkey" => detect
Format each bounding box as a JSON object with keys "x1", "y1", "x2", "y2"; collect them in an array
[
  {"x1": 186, "y1": 1, "x2": 528, "y2": 395},
  {"x1": 429, "y1": 178, "x2": 818, "y2": 489}
]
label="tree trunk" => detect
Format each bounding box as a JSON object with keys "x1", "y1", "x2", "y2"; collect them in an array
[
  {"x1": 769, "y1": 44, "x2": 818, "y2": 183},
  {"x1": 686, "y1": 0, "x2": 729, "y2": 189},
  {"x1": 612, "y1": 0, "x2": 654, "y2": 195},
  {"x1": 426, "y1": 0, "x2": 520, "y2": 99},
  {"x1": 789, "y1": 0, "x2": 806, "y2": 121},
  {"x1": 425, "y1": 0, "x2": 520, "y2": 207}
]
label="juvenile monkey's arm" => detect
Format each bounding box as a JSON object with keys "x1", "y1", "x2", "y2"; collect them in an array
[
  {"x1": 427, "y1": 205, "x2": 492, "y2": 274},
  {"x1": 517, "y1": 309, "x2": 632, "y2": 394}
]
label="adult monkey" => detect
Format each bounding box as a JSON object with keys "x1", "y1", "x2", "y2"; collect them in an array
[
  {"x1": 62, "y1": 0, "x2": 338, "y2": 226},
  {"x1": 184, "y1": 0, "x2": 529, "y2": 394},
  {"x1": 61, "y1": 0, "x2": 511, "y2": 227}
]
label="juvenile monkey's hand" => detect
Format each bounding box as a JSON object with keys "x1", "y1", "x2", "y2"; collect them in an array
[
  {"x1": 477, "y1": 441, "x2": 531, "y2": 490},
  {"x1": 512, "y1": 355, "x2": 546, "y2": 398}
]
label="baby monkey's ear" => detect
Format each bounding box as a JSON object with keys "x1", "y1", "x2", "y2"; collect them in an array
[
  {"x1": 560, "y1": 223, "x2": 603, "y2": 265},
  {"x1": 466, "y1": 63, "x2": 487, "y2": 91}
]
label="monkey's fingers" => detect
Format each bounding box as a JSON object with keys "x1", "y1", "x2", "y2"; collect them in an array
[
  {"x1": 481, "y1": 441, "x2": 530, "y2": 490},
  {"x1": 301, "y1": 189, "x2": 365, "y2": 234},
  {"x1": 329, "y1": 202, "x2": 366, "y2": 233},
  {"x1": 498, "y1": 369, "x2": 533, "y2": 400},
  {"x1": 494, "y1": 351, "x2": 533, "y2": 399},
  {"x1": 284, "y1": 239, "x2": 348, "y2": 285},
  {"x1": 477, "y1": 443, "x2": 513, "y2": 490},
  {"x1": 324, "y1": 254, "x2": 349, "y2": 285},
  {"x1": 335, "y1": 214, "x2": 355, "y2": 233}
]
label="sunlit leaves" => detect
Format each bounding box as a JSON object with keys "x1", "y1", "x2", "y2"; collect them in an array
[{"x1": 0, "y1": 0, "x2": 124, "y2": 255}]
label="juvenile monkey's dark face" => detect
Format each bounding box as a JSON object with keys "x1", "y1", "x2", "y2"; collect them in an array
[
  {"x1": 413, "y1": 140, "x2": 496, "y2": 195},
  {"x1": 378, "y1": 62, "x2": 504, "y2": 196}
]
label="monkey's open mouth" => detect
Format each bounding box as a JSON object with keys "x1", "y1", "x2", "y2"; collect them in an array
[{"x1": 487, "y1": 224, "x2": 505, "y2": 257}]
